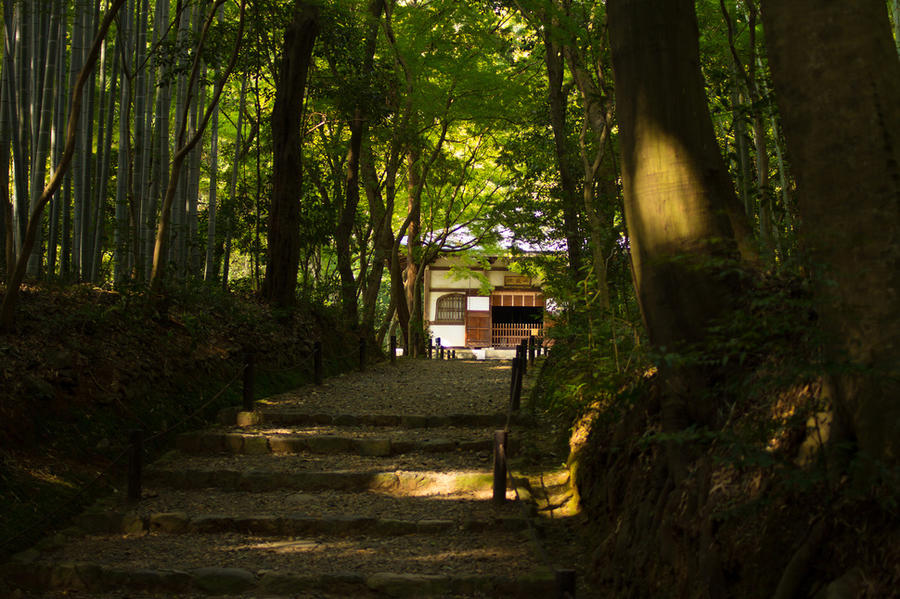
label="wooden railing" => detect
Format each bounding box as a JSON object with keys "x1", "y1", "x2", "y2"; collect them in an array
[{"x1": 492, "y1": 323, "x2": 543, "y2": 347}]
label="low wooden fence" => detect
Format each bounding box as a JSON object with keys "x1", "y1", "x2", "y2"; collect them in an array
[{"x1": 491, "y1": 323, "x2": 544, "y2": 347}]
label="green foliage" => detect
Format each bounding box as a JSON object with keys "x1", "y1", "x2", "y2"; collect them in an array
[{"x1": 531, "y1": 280, "x2": 646, "y2": 419}]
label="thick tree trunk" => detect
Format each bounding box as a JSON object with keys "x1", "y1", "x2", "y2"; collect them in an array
[
  {"x1": 761, "y1": 0, "x2": 900, "y2": 462},
  {"x1": 541, "y1": 9, "x2": 583, "y2": 279},
  {"x1": 261, "y1": 1, "x2": 318, "y2": 307},
  {"x1": 335, "y1": 106, "x2": 365, "y2": 326},
  {"x1": 608, "y1": 0, "x2": 752, "y2": 469},
  {"x1": 360, "y1": 144, "x2": 393, "y2": 345},
  {"x1": 334, "y1": 0, "x2": 383, "y2": 329}
]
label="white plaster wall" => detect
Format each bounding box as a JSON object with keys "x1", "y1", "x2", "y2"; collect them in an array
[
  {"x1": 467, "y1": 296, "x2": 490, "y2": 311},
  {"x1": 430, "y1": 270, "x2": 481, "y2": 288},
  {"x1": 429, "y1": 324, "x2": 466, "y2": 348}
]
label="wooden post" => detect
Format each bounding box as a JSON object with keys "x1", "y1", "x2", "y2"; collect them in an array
[
  {"x1": 390, "y1": 335, "x2": 397, "y2": 364},
  {"x1": 242, "y1": 352, "x2": 256, "y2": 411},
  {"x1": 509, "y1": 356, "x2": 520, "y2": 409},
  {"x1": 427, "y1": 339, "x2": 433, "y2": 359},
  {"x1": 313, "y1": 341, "x2": 323, "y2": 385},
  {"x1": 556, "y1": 568, "x2": 576, "y2": 598},
  {"x1": 440, "y1": 345, "x2": 445, "y2": 360},
  {"x1": 528, "y1": 335, "x2": 536, "y2": 367},
  {"x1": 451, "y1": 349, "x2": 456, "y2": 359},
  {"x1": 492, "y1": 430, "x2": 508, "y2": 504},
  {"x1": 358, "y1": 337, "x2": 366, "y2": 372},
  {"x1": 127, "y1": 429, "x2": 144, "y2": 502},
  {"x1": 512, "y1": 356, "x2": 524, "y2": 411},
  {"x1": 518, "y1": 341, "x2": 528, "y2": 376},
  {"x1": 435, "y1": 337, "x2": 441, "y2": 359}
]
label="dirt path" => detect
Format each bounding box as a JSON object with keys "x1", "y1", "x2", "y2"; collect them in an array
[{"x1": 1, "y1": 358, "x2": 589, "y2": 598}]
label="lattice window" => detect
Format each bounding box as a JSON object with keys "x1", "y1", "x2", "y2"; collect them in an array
[{"x1": 435, "y1": 294, "x2": 465, "y2": 322}]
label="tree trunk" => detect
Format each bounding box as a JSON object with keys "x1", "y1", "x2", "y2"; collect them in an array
[
  {"x1": 0, "y1": 53, "x2": 11, "y2": 281},
  {"x1": 607, "y1": 0, "x2": 752, "y2": 475},
  {"x1": 334, "y1": 0, "x2": 383, "y2": 329},
  {"x1": 261, "y1": 0, "x2": 319, "y2": 307},
  {"x1": 760, "y1": 0, "x2": 900, "y2": 462},
  {"x1": 113, "y1": 0, "x2": 133, "y2": 285},
  {"x1": 541, "y1": 7, "x2": 583, "y2": 279}
]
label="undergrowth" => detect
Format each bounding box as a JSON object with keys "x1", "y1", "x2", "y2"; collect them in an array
[{"x1": 0, "y1": 281, "x2": 361, "y2": 559}]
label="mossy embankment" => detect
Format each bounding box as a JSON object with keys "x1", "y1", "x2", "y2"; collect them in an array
[{"x1": 529, "y1": 277, "x2": 900, "y2": 598}]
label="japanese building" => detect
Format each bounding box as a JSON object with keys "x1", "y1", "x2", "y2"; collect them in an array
[{"x1": 424, "y1": 255, "x2": 547, "y2": 348}]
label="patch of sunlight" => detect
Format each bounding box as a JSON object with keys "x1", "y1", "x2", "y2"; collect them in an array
[
  {"x1": 237, "y1": 539, "x2": 320, "y2": 553},
  {"x1": 28, "y1": 468, "x2": 79, "y2": 489},
  {"x1": 369, "y1": 470, "x2": 496, "y2": 499},
  {"x1": 407, "y1": 545, "x2": 527, "y2": 564}
]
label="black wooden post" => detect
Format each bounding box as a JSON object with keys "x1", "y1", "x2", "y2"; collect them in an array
[
  {"x1": 242, "y1": 352, "x2": 256, "y2": 411},
  {"x1": 509, "y1": 357, "x2": 520, "y2": 409},
  {"x1": 492, "y1": 430, "x2": 508, "y2": 504},
  {"x1": 512, "y1": 356, "x2": 524, "y2": 411},
  {"x1": 127, "y1": 429, "x2": 144, "y2": 502},
  {"x1": 519, "y1": 340, "x2": 528, "y2": 376},
  {"x1": 451, "y1": 349, "x2": 456, "y2": 359},
  {"x1": 439, "y1": 345, "x2": 445, "y2": 360},
  {"x1": 556, "y1": 568, "x2": 576, "y2": 598},
  {"x1": 358, "y1": 337, "x2": 366, "y2": 372},
  {"x1": 427, "y1": 339, "x2": 433, "y2": 359},
  {"x1": 313, "y1": 341, "x2": 323, "y2": 385},
  {"x1": 390, "y1": 335, "x2": 397, "y2": 364},
  {"x1": 435, "y1": 337, "x2": 441, "y2": 359},
  {"x1": 528, "y1": 335, "x2": 536, "y2": 367}
]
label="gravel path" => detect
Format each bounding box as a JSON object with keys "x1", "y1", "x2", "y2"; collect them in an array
[{"x1": 258, "y1": 359, "x2": 512, "y2": 416}]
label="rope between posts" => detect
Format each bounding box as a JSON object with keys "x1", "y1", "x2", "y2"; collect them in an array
[
  {"x1": 0, "y1": 366, "x2": 245, "y2": 554},
  {"x1": 255, "y1": 349, "x2": 316, "y2": 376},
  {"x1": 0, "y1": 447, "x2": 131, "y2": 552},
  {"x1": 144, "y1": 368, "x2": 244, "y2": 445}
]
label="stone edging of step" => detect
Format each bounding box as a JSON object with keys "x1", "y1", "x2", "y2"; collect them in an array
[
  {"x1": 71, "y1": 511, "x2": 529, "y2": 536},
  {"x1": 218, "y1": 408, "x2": 534, "y2": 428},
  {"x1": 175, "y1": 431, "x2": 522, "y2": 456},
  {"x1": 1, "y1": 560, "x2": 556, "y2": 597}
]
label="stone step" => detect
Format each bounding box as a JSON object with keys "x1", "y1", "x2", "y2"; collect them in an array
[
  {"x1": 175, "y1": 429, "x2": 521, "y2": 456},
  {"x1": 73, "y1": 511, "x2": 529, "y2": 537},
  {"x1": 99, "y1": 486, "x2": 524, "y2": 522},
  {"x1": 145, "y1": 466, "x2": 505, "y2": 496},
  {"x1": 218, "y1": 408, "x2": 533, "y2": 429},
  {"x1": 4, "y1": 563, "x2": 555, "y2": 598},
  {"x1": 5, "y1": 531, "x2": 553, "y2": 597},
  {"x1": 150, "y1": 450, "x2": 517, "y2": 482}
]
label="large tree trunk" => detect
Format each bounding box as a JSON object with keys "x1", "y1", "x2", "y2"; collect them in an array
[
  {"x1": 607, "y1": 0, "x2": 752, "y2": 475},
  {"x1": 541, "y1": 7, "x2": 583, "y2": 279},
  {"x1": 334, "y1": 0, "x2": 383, "y2": 329},
  {"x1": 760, "y1": 0, "x2": 900, "y2": 462},
  {"x1": 261, "y1": 1, "x2": 318, "y2": 307}
]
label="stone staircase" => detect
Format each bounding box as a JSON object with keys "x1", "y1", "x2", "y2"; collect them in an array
[{"x1": 2, "y1": 360, "x2": 561, "y2": 598}]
